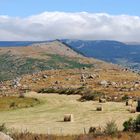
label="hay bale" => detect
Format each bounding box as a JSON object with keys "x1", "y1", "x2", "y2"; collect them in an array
[
  {"x1": 129, "y1": 107, "x2": 136, "y2": 113},
  {"x1": 99, "y1": 98, "x2": 106, "y2": 103},
  {"x1": 131, "y1": 101, "x2": 137, "y2": 107},
  {"x1": 64, "y1": 114, "x2": 74, "y2": 122},
  {"x1": 96, "y1": 106, "x2": 103, "y2": 111},
  {"x1": 126, "y1": 99, "x2": 133, "y2": 106}
]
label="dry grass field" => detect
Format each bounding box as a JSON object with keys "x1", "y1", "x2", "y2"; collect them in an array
[{"x1": 0, "y1": 92, "x2": 139, "y2": 135}]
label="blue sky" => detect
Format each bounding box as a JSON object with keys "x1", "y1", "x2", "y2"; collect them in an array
[
  {"x1": 0, "y1": 0, "x2": 140, "y2": 41},
  {"x1": 0, "y1": 0, "x2": 140, "y2": 17}
]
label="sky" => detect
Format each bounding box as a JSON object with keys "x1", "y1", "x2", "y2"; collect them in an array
[{"x1": 0, "y1": 0, "x2": 140, "y2": 41}]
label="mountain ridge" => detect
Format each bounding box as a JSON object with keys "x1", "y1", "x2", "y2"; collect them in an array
[{"x1": 61, "y1": 39, "x2": 140, "y2": 71}]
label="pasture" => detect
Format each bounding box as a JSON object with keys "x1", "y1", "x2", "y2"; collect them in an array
[{"x1": 0, "y1": 92, "x2": 139, "y2": 135}]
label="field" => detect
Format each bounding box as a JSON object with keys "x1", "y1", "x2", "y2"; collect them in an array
[
  {"x1": 0, "y1": 92, "x2": 139, "y2": 135},
  {"x1": 0, "y1": 96, "x2": 40, "y2": 111}
]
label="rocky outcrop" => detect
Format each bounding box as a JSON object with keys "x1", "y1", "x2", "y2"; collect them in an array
[{"x1": 0, "y1": 132, "x2": 13, "y2": 140}]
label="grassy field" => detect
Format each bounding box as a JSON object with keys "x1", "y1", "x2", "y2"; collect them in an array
[
  {"x1": 0, "y1": 96, "x2": 40, "y2": 111},
  {"x1": 0, "y1": 53, "x2": 93, "y2": 81},
  {"x1": 0, "y1": 93, "x2": 139, "y2": 135}
]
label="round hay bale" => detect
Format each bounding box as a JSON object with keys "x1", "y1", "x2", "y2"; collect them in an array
[
  {"x1": 96, "y1": 106, "x2": 103, "y2": 111},
  {"x1": 129, "y1": 107, "x2": 136, "y2": 113},
  {"x1": 126, "y1": 99, "x2": 133, "y2": 106},
  {"x1": 64, "y1": 114, "x2": 74, "y2": 122},
  {"x1": 132, "y1": 101, "x2": 137, "y2": 107}
]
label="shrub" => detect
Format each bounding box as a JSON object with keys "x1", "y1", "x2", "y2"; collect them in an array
[
  {"x1": 123, "y1": 118, "x2": 135, "y2": 131},
  {"x1": 135, "y1": 114, "x2": 140, "y2": 132},
  {"x1": 123, "y1": 115, "x2": 140, "y2": 132},
  {"x1": 104, "y1": 120, "x2": 118, "y2": 135},
  {"x1": 39, "y1": 87, "x2": 105, "y2": 102},
  {"x1": 79, "y1": 93, "x2": 95, "y2": 101},
  {"x1": 0, "y1": 123, "x2": 8, "y2": 133},
  {"x1": 79, "y1": 91, "x2": 104, "y2": 101},
  {"x1": 122, "y1": 95, "x2": 129, "y2": 101},
  {"x1": 9, "y1": 102, "x2": 17, "y2": 108}
]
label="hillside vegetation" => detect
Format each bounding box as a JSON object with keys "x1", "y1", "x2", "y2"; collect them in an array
[{"x1": 0, "y1": 41, "x2": 95, "y2": 81}]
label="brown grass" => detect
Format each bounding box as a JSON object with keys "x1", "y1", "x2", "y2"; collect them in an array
[
  {"x1": 6, "y1": 66, "x2": 140, "y2": 97},
  {"x1": 10, "y1": 132, "x2": 140, "y2": 140}
]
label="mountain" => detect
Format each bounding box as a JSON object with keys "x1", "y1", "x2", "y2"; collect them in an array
[
  {"x1": 61, "y1": 39, "x2": 140, "y2": 71},
  {"x1": 0, "y1": 41, "x2": 45, "y2": 47},
  {"x1": 0, "y1": 40, "x2": 104, "y2": 81},
  {"x1": 1, "y1": 40, "x2": 140, "y2": 101}
]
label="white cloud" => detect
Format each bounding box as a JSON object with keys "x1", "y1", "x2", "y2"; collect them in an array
[{"x1": 0, "y1": 12, "x2": 140, "y2": 42}]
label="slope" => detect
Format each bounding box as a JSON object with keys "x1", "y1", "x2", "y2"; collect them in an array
[
  {"x1": 61, "y1": 39, "x2": 140, "y2": 71},
  {"x1": 0, "y1": 40, "x2": 94, "y2": 81}
]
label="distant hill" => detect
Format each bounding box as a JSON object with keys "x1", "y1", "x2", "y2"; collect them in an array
[
  {"x1": 0, "y1": 40, "x2": 99, "y2": 81},
  {"x1": 0, "y1": 41, "x2": 34, "y2": 47},
  {"x1": 0, "y1": 41, "x2": 47, "y2": 47},
  {"x1": 61, "y1": 39, "x2": 140, "y2": 71}
]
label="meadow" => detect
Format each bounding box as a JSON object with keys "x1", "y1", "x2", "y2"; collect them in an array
[{"x1": 0, "y1": 92, "x2": 139, "y2": 135}]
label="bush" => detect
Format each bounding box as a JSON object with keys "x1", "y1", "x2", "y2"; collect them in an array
[
  {"x1": 104, "y1": 121, "x2": 118, "y2": 135},
  {"x1": 79, "y1": 91, "x2": 104, "y2": 101},
  {"x1": 38, "y1": 87, "x2": 82, "y2": 95},
  {"x1": 38, "y1": 87, "x2": 105, "y2": 102},
  {"x1": 9, "y1": 102, "x2": 17, "y2": 108},
  {"x1": 135, "y1": 114, "x2": 140, "y2": 132},
  {"x1": 0, "y1": 123, "x2": 8, "y2": 133},
  {"x1": 122, "y1": 95, "x2": 129, "y2": 101},
  {"x1": 123, "y1": 115, "x2": 140, "y2": 132},
  {"x1": 123, "y1": 118, "x2": 135, "y2": 131},
  {"x1": 38, "y1": 88, "x2": 57, "y2": 93}
]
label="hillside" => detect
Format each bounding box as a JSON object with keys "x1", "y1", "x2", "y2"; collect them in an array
[
  {"x1": 0, "y1": 40, "x2": 96, "y2": 81},
  {"x1": 1, "y1": 40, "x2": 140, "y2": 97},
  {"x1": 1, "y1": 41, "x2": 140, "y2": 138},
  {"x1": 61, "y1": 39, "x2": 140, "y2": 71},
  {"x1": 4, "y1": 65, "x2": 140, "y2": 99}
]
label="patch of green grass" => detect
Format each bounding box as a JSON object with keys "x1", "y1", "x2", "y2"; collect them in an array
[
  {"x1": 45, "y1": 54, "x2": 93, "y2": 69},
  {"x1": 0, "y1": 96, "x2": 40, "y2": 111},
  {"x1": 0, "y1": 53, "x2": 93, "y2": 81}
]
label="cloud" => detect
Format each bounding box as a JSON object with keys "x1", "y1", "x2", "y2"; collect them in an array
[{"x1": 0, "y1": 12, "x2": 140, "y2": 42}]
